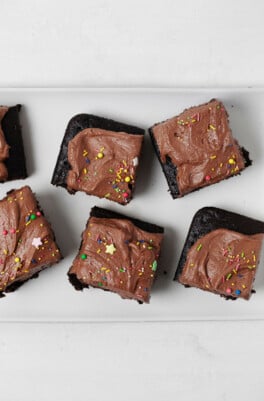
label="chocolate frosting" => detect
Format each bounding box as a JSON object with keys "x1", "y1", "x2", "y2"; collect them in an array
[
  {"x1": 69, "y1": 216, "x2": 163, "y2": 303},
  {"x1": 0, "y1": 106, "x2": 10, "y2": 181},
  {"x1": 0, "y1": 186, "x2": 62, "y2": 293},
  {"x1": 66, "y1": 128, "x2": 143, "y2": 204},
  {"x1": 152, "y1": 99, "x2": 246, "y2": 196},
  {"x1": 179, "y1": 228, "x2": 264, "y2": 299}
]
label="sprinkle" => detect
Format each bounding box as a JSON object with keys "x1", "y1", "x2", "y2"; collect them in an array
[
  {"x1": 205, "y1": 175, "x2": 211, "y2": 182},
  {"x1": 32, "y1": 237, "x2": 43, "y2": 248},
  {"x1": 3, "y1": 249, "x2": 8, "y2": 255},
  {"x1": 30, "y1": 214, "x2": 37, "y2": 220},
  {"x1": 226, "y1": 288, "x2": 232, "y2": 294},
  {"x1": 123, "y1": 192, "x2": 129, "y2": 199},
  {"x1": 226, "y1": 273, "x2": 232, "y2": 280},
  {"x1": 104, "y1": 193, "x2": 111, "y2": 198},
  {"x1": 125, "y1": 176, "x2": 131, "y2": 183},
  {"x1": 210, "y1": 155, "x2": 217, "y2": 159},
  {"x1": 119, "y1": 268, "x2": 126, "y2": 272},
  {"x1": 14, "y1": 257, "x2": 20, "y2": 263},
  {"x1": 152, "y1": 260, "x2": 158, "y2": 271},
  {"x1": 241, "y1": 251, "x2": 245, "y2": 258},
  {"x1": 98, "y1": 282, "x2": 103, "y2": 287},
  {"x1": 105, "y1": 244, "x2": 116, "y2": 255},
  {"x1": 235, "y1": 289, "x2": 241, "y2": 296},
  {"x1": 242, "y1": 285, "x2": 246, "y2": 289},
  {"x1": 36, "y1": 211, "x2": 42, "y2": 217},
  {"x1": 196, "y1": 243, "x2": 203, "y2": 251},
  {"x1": 105, "y1": 269, "x2": 111, "y2": 273},
  {"x1": 80, "y1": 253, "x2": 87, "y2": 260},
  {"x1": 2, "y1": 230, "x2": 8, "y2": 236},
  {"x1": 97, "y1": 152, "x2": 104, "y2": 159},
  {"x1": 208, "y1": 124, "x2": 216, "y2": 130},
  {"x1": 132, "y1": 157, "x2": 139, "y2": 166},
  {"x1": 10, "y1": 228, "x2": 16, "y2": 234},
  {"x1": 228, "y1": 158, "x2": 236, "y2": 165}
]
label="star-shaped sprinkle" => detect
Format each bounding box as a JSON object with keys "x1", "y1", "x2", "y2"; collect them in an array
[
  {"x1": 32, "y1": 237, "x2": 43, "y2": 248},
  {"x1": 105, "y1": 243, "x2": 116, "y2": 255}
]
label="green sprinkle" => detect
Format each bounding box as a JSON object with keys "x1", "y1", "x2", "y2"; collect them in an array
[
  {"x1": 30, "y1": 214, "x2": 37, "y2": 220},
  {"x1": 98, "y1": 282, "x2": 103, "y2": 287},
  {"x1": 196, "y1": 244, "x2": 202, "y2": 251},
  {"x1": 80, "y1": 253, "x2": 87, "y2": 260},
  {"x1": 119, "y1": 268, "x2": 125, "y2": 273},
  {"x1": 152, "y1": 260, "x2": 158, "y2": 272},
  {"x1": 148, "y1": 246, "x2": 153, "y2": 250},
  {"x1": 241, "y1": 251, "x2": 245, "y2": 258},
  {"x1": 226, "y1": 273, "x2": 232, "y2": 280}
]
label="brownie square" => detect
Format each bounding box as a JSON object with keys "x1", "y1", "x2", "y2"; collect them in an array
[
  {"x1": 51, "y1": 114, "x2": 144, "y2": 205},
  {"x1": 175, "y1": 207, "x2": 264, "y2": 300},
  {"x1": 68, "y1": 206, "x2": 164, "y2": 303},
  {"x1": 0, "y1": 105, "x2": 27, "y2": 182},
  {"x1": 0, "y1": 186, "x2": 62, "y2": 296},
  {"x1": 149, "y1": 99, "x2": 251, "y2": 198}
]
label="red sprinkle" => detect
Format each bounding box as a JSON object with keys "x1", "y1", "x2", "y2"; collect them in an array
[
  {"x1": 226, "y1": 288, "x2": 232, "y2": 294},
  {"x1": 123, "y1": 192, "x2": 129, "y2": 198},
  {"x1": 36, "y1": 211, "x2": 42, "y2": 217},
  {"x1": 205, "y1": 175, "x2": 211, "y2": 181},
  {"x1": 2, "y1": 230, "x2": 8, "y2": 236},
  {"x1": 10, "y1": 228, "x2": 16, "y2": 234}
]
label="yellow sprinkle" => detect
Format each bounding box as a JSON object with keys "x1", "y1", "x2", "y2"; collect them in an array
[
  {"x1": 138, "y1": 272, "x2": 143, "y2": 276},
  {"x1": 96, "y1": 249, "x2": 101, "y2": 254},
  {"x1": 190, "y1": 263, "x2": 194, "y2": 267},
  {"x1": 97, "y1": 152, "x2": 104, "y2": 159},
  {"x1": 14, "y1": 257, "x2": 20, "y2": 263},
  {"x1": 83, "y1": 168, "x2": 87, "y2": 174},
  {"x1": 209, "y1": 124, "x2": 216, "y2": 130},
  {"x1": 106, "y1": 269, "x2": 111, "y2": 273},
  {"x1": 3, "y1": 249, "x2": 8, "y2": 255},
  {"x1": 125, "y1": 176, "x2": 131, "y2": 183},
  {"x1": 101, "y1": 267, "x2": 106, "y2": 271},
  {"x1": 242, "y1": 285, "x2": 246, "y2": 289},
  {"x1": 25, "y1": 221, "x2": 31, "y2": 226},
  {"x1": 104, "y1": 193, "x2": 111, "y2": 198},
  {"x1": 83, "y1": 150, "x2": 88, "y2": 156},
  {"x1": 228, "y1": 158, "x2": 236, "y2": 165},
  {"x1": 210, "y1": 155, "x2": 217, "y2": 159},
  {"x1": 211, "y1": 168, "x2": 215, "y2": 171},
  {"x1": 220, "y1": 163, "x2": 223, "y2": 168}
]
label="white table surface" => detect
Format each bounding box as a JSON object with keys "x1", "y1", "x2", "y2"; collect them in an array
[{"x1": 1, "y1": 0, "x2": 264, "y2": 400}]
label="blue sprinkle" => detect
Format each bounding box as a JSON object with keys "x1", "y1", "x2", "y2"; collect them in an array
[
  {"x1": 86, "y1": 158, "x2": 90, "y2": 164},
  {"x1": 124, "y1": 240, "x2": 129, "y2": 244},
  {"x1": 144, "y1": 287, "x2": 149, "y2": 292},
  {"x1": 235, "y1": 289, "x2": 241, "y2": 295},
  {"x1": 26, "y1": 216, "x2": 30, "y2": 222},
  {"x1": 112, "y1": 184, "x2": 118, "y2": 189},
  {"x1": 139, "y1": 240, "x2": 145, "y2": 243},
  {"x1": 31, "y1": 258, "x2": 37, "y2": 264}
]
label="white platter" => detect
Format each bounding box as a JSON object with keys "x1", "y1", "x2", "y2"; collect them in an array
[{"x1": 0, "y1": 87, "x2": 264, "y2": 322}]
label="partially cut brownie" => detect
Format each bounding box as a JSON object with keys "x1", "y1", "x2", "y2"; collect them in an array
[
  {"x1": 0, "y1": 105, "x2": 27, "y2": 182},
  {"x1": 175, "y1": 207, "x2": 264, "y2": 300},
  {"x1": 149, "y1": 99, "x2": 251, "y2": 198},
  {"x1": 68, "y1": 206, "x2": 164, "y2": 303},
  {"x1": 0, "y1": 186, "x2": 62, "y2": 296},
  {"x1": 51, "y1": 114, "x2": 144, "y2": 205}
]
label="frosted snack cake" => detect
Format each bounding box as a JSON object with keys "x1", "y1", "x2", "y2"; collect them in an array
[
  {"x1": 51, "y1": 114, "x2": 144, "y2": 205},
  {"x1": 68, "y1": 206, "x2": 164, "y2": 303},
  {"x1": 0, "y1": 186, "x2": 62, "y2": 296},
  {"x1": 0, "y1": 105, "x2": 27, "y2": 182},
  {"x1": 149, "y1": 99, "x2": 251, "y2": 198},
  {"x1": 175, "y1": 207, "x2": 264, "y2": 300}
]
